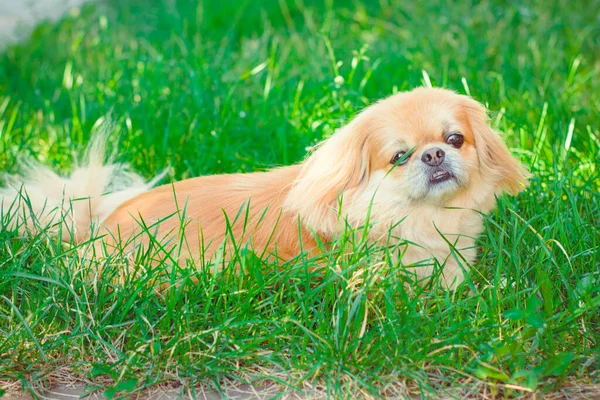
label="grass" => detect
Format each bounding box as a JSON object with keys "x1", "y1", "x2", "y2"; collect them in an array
[{"x1": 0, "y1": 0, "x2": 599, "y2": 398}]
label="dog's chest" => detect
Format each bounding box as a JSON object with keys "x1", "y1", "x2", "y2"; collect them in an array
[{"x1": 380, "y1": 205, "x2": 482, "y2": 262}]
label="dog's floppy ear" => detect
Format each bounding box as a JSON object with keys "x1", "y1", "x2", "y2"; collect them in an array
[
  {"x1": 284, "y1": 117, "x2": 371, "y2": 236},
  {"x1": 462, "y1": 97, "x2": 530, "y2": 195}
]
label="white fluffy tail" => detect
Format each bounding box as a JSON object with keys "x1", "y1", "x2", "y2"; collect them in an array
[{"x1": 0, "y1": 121, "x2": 165, "y2": 242}]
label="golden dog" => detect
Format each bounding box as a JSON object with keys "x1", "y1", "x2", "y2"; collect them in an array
[{"x1": 1, "y1": 88, "x2": 529, "y2": 288}]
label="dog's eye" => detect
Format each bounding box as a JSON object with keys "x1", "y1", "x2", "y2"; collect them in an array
[
  {"x1": 391, "y1": 151, "x2": 410, "y2": 165},
  {"x1": 446, "y1": 133, "x2": 464, "y2": 148}
]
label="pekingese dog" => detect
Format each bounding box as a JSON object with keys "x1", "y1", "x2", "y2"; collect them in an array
[{"x1": 0, "y1": 88, "x2": 529, "y2": 289}]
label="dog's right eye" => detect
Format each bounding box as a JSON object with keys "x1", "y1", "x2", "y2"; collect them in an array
[{"x1": 391, "y1": 151, "x2": 410, "y2": 165}]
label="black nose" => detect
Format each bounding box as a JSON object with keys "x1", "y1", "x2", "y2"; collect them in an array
[{"x1": 421, "y1": 147, "x2": 445, "y2": 166}]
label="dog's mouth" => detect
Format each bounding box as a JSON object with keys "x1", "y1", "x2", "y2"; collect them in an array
[{"x1": 428, "y1": 169, "x2": 455, "y2": 185}]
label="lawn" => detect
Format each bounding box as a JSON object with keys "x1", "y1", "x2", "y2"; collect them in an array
[{"x1": 0, "y1": 0, "x2": 599, "y2": 398}]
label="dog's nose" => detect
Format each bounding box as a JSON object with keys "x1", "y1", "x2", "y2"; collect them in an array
[{"x1": 421, "y1": 147, "x2": 445, "y2": 166}]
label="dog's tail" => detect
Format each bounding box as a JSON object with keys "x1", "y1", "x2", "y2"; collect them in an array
[{"x1": 0, "y1": 120, "x2": 165, "y2": 242}]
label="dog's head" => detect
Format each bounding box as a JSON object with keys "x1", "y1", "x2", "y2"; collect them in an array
[{"x1": 285, "y1": 88, "x2": 529, "y2": 235}]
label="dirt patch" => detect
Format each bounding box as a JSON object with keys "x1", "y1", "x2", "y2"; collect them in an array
[
  {"x1": 2, "y1": 381, "x2": 314, "y2": 399},
  {"x1": 0, "y1": 0, "x2": 90, "y2": 46}
]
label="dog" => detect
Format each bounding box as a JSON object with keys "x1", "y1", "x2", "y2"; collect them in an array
[{"x1": 0, "y1": 87, "x2": 529, "y2": 289}]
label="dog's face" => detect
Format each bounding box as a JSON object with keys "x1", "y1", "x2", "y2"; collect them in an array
[
  {"x1": 363, "y1": 89, "x2": 481, "y2": 205},
  {"x1": 285, "y1": 88, "x2": 529, "y2": 234}
]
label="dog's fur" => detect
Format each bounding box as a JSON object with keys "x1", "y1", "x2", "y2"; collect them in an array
[{"x1": 0, "y1": 88, "x2": 529, "y2": 288}]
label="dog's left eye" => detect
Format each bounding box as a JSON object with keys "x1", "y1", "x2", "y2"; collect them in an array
[
  {"x1": 446, "y1": 133, "x2": 464, "y2": 148},
  {"x1": 391, "y1": 151, "x2": 410, "y2": 165}
]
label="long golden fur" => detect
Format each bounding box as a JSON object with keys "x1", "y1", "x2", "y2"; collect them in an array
[{"x1": 0, "y1": 88, "x2": 529, "y2": 288}]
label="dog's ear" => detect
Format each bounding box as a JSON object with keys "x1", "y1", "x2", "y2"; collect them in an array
[
  {"x1": 461, "y1": 97, "x2": 530, "y2": 195},
  {"x1": 284, "y1": 118, "x2": 371, "y2": 235}
]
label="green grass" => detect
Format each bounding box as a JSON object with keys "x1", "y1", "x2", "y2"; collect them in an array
[{"x1": 1, "y1": 0, "x2": 599, "y2": 398}]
